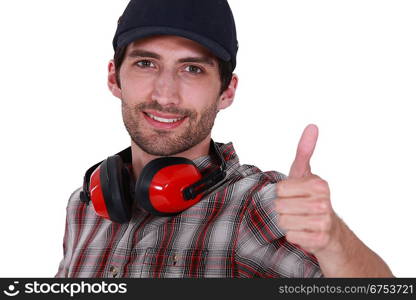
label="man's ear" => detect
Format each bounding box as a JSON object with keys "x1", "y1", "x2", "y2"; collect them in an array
[
  {"x1": 108, "y1": 60, "x2": 122, "y2": 99},
  {"x1": 218, "y1": 74, "x2": 238, "y2": 110}
]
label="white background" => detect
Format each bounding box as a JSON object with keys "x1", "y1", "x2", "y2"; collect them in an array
[{"x1": 0, "y1": 0, "x2": 415, "y2": 277}]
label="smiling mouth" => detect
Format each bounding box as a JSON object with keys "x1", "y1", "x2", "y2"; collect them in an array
[
  {"x1": 144, "y1": 112, "x2": 186, "y2": 123},
  {"x1": 143, "y1": 111, "x2": 188, "y2": 129}
]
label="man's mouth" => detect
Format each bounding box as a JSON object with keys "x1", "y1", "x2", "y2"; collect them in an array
[
  {"x1": 143, "y1": 111, "x2": 187, "y2": 129},
  {"x1": 145, "y1": 112, "x2": 185, "y2": 123}
]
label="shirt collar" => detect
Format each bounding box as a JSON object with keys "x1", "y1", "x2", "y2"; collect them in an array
[
  {"x1": 113, "y1": 141, "x2": 240, "y2": 175},
  {"x1": 192, "y1": 141, "x2": 240, "y2": 175}
]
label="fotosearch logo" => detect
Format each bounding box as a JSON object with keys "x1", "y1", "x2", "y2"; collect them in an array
[{"x1": 3, "y1": 281, "x2": 127, "y2": 297}]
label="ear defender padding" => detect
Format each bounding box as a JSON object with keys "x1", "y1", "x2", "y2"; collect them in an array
[
  {"x1": 90, "y1": 155, "x2": 133, "y2": 223},
  {"x1": 135, "y1": 157, "x2": 203, "y2": 216}
]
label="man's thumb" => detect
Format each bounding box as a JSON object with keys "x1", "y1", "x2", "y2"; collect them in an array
[{"x1": 288, "y1": 124, "x2": 319, "y2": 178}]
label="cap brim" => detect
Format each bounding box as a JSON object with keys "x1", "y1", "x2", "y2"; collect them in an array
[{"x1": 115, "y1": 26, "x2": 231, "y2": 62}]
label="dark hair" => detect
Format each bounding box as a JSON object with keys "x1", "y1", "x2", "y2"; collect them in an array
[{"x1": 113, "y1": 45, "x2": 233, "y2": 95}]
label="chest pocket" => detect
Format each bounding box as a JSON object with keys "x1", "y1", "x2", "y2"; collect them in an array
[{"x1": 140, "y1": 248, "x2": 208, "y2": 278}]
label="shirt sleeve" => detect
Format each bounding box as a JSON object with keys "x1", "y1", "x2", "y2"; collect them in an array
[
  {"x1": 55, "y1": 188, "x2": 81, "y2": 278},
  {"x1": 235, "y1": 181, "x2": 323, "y2": 278}
]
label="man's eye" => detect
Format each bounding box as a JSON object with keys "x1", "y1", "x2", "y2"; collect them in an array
[
  {"x1": 136, "y1": 60, "x2": 154, "y2": 68},
  {"x1": 185, "y1": 65, "x2": 203, "y2": 74}
]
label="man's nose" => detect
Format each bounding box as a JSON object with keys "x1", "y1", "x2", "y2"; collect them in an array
[{"x1": 151, "y1": 69, "x2": 180, "y2": 106}]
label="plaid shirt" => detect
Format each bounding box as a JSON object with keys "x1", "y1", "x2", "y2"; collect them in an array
[{"x1": 56, "y1": 142, "x2": 322, "y2": 278}]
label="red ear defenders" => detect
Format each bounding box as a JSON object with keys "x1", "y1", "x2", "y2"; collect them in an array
[{"x1": 80, "y1": 140, "x2": 226, "y2": 223}]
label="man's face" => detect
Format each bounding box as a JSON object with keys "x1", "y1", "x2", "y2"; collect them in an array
[{"x1": 112, "y1": 35, "x2": 230, "y2": 156}]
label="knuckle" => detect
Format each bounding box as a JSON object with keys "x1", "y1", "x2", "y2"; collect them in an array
[
  {"x1": 310, "y1": 214, "x2": 332, "y2": 233},
  {"x1": 316, "y1": 181, "x2": 328, "y2": 193},
  {"x1": 315, "y1": 219, "x2": 325, "y2": 232},
  {"x1": 312, "y1": 217, "x2": 324, "y2": 232},
  {"x1": 311, "y1": 198, "x2": 329, "y2": 213},
  {"x1": 320, "y1": 215, "x2": 331, "y2": 231},
  {"x1": 309, "y1": 175, "x2": 322, "y2": 184},
  {"x1": 311, "y1": 177, "x2": 329, "y2": 194},
  {"x1": 311, "y1": 199, "x2": 327, "y2": 213}
]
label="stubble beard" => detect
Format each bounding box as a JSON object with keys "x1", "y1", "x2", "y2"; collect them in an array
[{"x1": 122, "y1": 99, "x2": 219, "y2": 156}]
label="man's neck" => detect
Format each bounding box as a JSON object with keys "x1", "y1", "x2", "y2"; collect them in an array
[{"x1": 130, "y1": 135, "x2": 212, "y2": 181}]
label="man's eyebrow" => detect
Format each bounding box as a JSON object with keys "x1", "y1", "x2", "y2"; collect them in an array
[
  {"x1": 126, "y1": 50, "x2": 215, "y2": 66},
  {"x1": 178, "y1": 57, "x2": 215, "y2": 66},
  {"x1": 127, "y1": 49, "x2": 161, "y2": 60}
]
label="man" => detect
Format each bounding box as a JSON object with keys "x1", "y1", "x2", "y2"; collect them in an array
[{"x1": 56, "y1": 0, "x2": 393, "y2": 278}]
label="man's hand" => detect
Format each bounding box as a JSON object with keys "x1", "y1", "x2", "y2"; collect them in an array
[
  {"x1": 275, "y1": 124, "x2": 341, "y2": 255},
  {"x1": 275, "y1": 124, "x2": 393, "y2": 277}
]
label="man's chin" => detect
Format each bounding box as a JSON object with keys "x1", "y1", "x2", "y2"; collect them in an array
[{"x1": 133, "y1": 138, "x2": 192, "y2": 157}]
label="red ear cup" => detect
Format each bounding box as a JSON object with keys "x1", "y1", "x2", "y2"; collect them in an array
[
  {"x1": 89, "y1": 165, "x2": 110, "y2": 220},
  {"x1": 136, "y1": 157, "x2": 203, "y2": 216},
  {"x1": 82, "y1": 140, "x2": 226, "y2": 221},
  {"x1": 89, "y1": 155, "x2": 134, "y2": 223}
]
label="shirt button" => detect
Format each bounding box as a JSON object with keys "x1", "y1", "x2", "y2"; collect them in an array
[{"x1": 109, "y1": 265, "x2": 119, "y2": 277}]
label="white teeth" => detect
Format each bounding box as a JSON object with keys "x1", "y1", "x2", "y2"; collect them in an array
[{"x1": 147, "y1": 113, "x2": 184, "y2": 123}]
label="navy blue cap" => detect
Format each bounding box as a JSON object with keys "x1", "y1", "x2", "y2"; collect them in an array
[{"x1": 113, "y1": 0, "x2": 238, "y2": 70}]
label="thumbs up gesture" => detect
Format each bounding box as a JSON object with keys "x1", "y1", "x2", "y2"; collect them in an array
[
  {"x1": 276, "y1": 124, "x2": 342, "y2": 256},
  {"x1": 275, "y1": 124, "x2": 394, "y2": 277}
]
